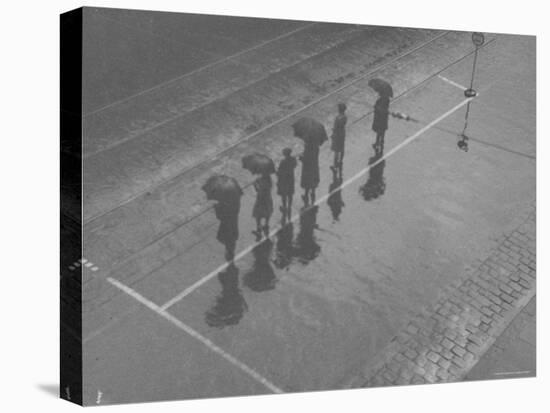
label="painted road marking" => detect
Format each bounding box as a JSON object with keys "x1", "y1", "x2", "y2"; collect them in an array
[
  {"x1": 68, "y1": 257, "x2": 99, "y2": 273},
  {"x1": 85, "y1": 23, "x2": 317, "y2": 117},
  {"x1": 159, "y1": 96, "x2": 474, "y2": 311},
  {"x1": 438, "y1": 74, "x2": 468, "y2": 91},
  {"x1": 107, "y1": 277, "x2": 284, "y2": 394}
]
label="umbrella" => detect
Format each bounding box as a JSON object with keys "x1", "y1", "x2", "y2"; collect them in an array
[
  {"x1": 292, "y1": 117, "x2": 328, "y2": 146},
  {"x1": 202, "y1": 175, "x2": 243, "y2": 202},
  {"x1": 368, "y1": 78, "x2": 393, "y2": 98},
  {"x1": 242, "y1": 153, "x2": 276, "y2": 175}
]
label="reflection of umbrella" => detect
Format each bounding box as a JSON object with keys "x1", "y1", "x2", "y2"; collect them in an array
[
  {"x1": 202, "y1": 175, "x2": 243, "y2": 202},
  {"x1": 292, "y1": 117, "x2": 328, "y2": 146},
  {"x1": 242, "y1": 153, "x2": 275, "y2": 175},
  {"x1": 368, "y1": 78, "x2": 393, "y2": 98},
  {"x1": 205, "y1": 265, "x2": 247, "y2": 328}
]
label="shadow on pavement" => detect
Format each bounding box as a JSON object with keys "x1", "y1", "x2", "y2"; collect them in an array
[
  {"x1": 360, "y1": 147, "x2": 386, "y2": 201},
  {"x1": 243, "y1": 239, "x2": 278, "y2": 292},
  {"x1": 205, "y1": 265, "x2": 248, "y2": 328}
]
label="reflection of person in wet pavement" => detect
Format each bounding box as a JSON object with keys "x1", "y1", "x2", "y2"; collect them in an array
[
  {"x1": 252, "y1": 173, "x2": 273, "y2": 238},
  {"x1": 330, "y1": 103, "x2": 347, "y2": 172},
  {"x1": 372, "y1": 95, "x2": 390, "y2": 152},
  {"x1": 295, "y1": 205, "x2": 321, "y2": 264},
  {"x1": 243, "y1": 238, "x2": 277, "y2": 292},
  {"x1": 276, "y1": 147, "x2": 297, "y2": 223},
  {"x1": 205, "y1": 265, "x2": 247, "y2": 328},
  {"x1": 214, "y1": 196, "x2": 240, "y2": 262},
  {"x1": 327, "y1": 164, "x2": 345, "y2": 221},
  {"x1": 274, "y1": 221, "x2": 294, "y2": 269},
  {"x1": 360, "y1": 146, "x2": 386, "y2": 201}
]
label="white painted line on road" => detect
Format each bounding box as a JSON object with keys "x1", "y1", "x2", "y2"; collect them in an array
[
  {"x1": 85, "y1": 23, "x2": 317, "y2": 117},
  {"x1": 493, "y1": 370, "x2": 532, "y2": 376},
  {"x1": 438, "y1": 75, "x2": 467, "y2": 91},
  {"x1": 107, "y1": 277, "x2": 284, "y2": 394},
  {"x1": 159, "y1": 97, "x2": 474, "y2": 311}
]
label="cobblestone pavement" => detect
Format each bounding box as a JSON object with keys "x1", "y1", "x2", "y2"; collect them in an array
[
  {"x1": 465, "y1": 296, "x2": 536, "y2": 381},
  {"x1": 345, "y1": 204, "x2": 536, "y2": 387}
]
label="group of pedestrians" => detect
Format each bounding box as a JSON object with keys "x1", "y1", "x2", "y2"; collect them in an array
[{"x1": 208, "y1": 88, "x2": 391, "y2": 265}]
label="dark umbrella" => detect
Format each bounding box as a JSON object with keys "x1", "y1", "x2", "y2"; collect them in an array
[
  {"x1": 368, "y1": 78, "x2": 393, "y2": 98},
  {"x1": 202, "y1": 175, "x2": 243, "y2": 202},
  {"x1": 292, "y1": 117, "x2": 328, "y2": 146},
  {"x1": 242, "y1": 153, "x2": 276, "y2": 175}
]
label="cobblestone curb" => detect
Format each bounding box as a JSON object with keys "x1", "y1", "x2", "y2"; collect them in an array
[{"x1": 344, "y1": 204, "x2": 536, "y2": 387}]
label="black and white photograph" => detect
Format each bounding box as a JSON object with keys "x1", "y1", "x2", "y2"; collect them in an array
[{"x1": 2, "y1": 1, "x2": 548, "y2": 412}]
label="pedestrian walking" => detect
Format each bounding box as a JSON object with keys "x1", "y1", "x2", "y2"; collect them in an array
[
  {"x1": 276, "y1": 147, "x2": 297, "y2": 222},
  {"x1": 252, "y1": 173, "x2": 273, "y2": 238},
  {"x1": 372, "y1": 95, "x2": 390, "y2": 151},
  {"x1": 330, "y1": 103, "x2": 347, "y2": 173}
]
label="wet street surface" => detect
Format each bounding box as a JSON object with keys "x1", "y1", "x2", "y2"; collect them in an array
[{"x1": 77, "y1": 10, "x2": 535, "y2": 405}]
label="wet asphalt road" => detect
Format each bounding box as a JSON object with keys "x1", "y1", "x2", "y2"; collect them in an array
[
  {"x1": 82, "y1": 8, "x2": 304, "y2": 114},
  {"x1": 79, "y1": 10, "x2": 535, "y2": 405}
]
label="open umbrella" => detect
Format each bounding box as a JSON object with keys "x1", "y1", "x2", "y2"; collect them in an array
[
  {"x1": 242, "y1": 153, "x2": 275, "y2": 175},
  {"x1": 368, "y1": 78, "x2": 393, "y2": 98},
  {"x1": 292, "y1": 117, "x2": 328, "y2": 146},
  {"x1": 202, "y1": 175, "x2": 243, "y2": 202}
]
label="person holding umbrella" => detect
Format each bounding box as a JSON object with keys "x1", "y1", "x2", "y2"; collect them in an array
[
  {"x1": 202, "y1": 175, "x2": 243, "y2": 263},
  {"x1": 292, "y1": 117, "x2": 328, "y2": 206},
  {"x1": 368, "y1": 78, "x2": 393, "y2": 151},
  {"x1": 242, "y1": 153, "x2": 275, "y2": 239}
]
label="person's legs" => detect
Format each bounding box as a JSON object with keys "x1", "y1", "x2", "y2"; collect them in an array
[
  {"x1": 264, "y1": 217, "x2": 270, "y2": 235},
  {"x1": 333, "y1": 151, "x2": 339, "y2": 168},
  {"x1": 225, "y1": 240, "x2": 235, "y2": 262},
  {"x1": 337, "y1": 151, "x2": 344, "y2": 178},
  {"x1": 287, "y1": 194, "x2": 293, "y2": 219},
  {"x1": 255, "y1": 217, "x2": 262, "y2": 234},
  {"x1": 311, "y1": 188, "x2": 316, "y2": 205}
]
